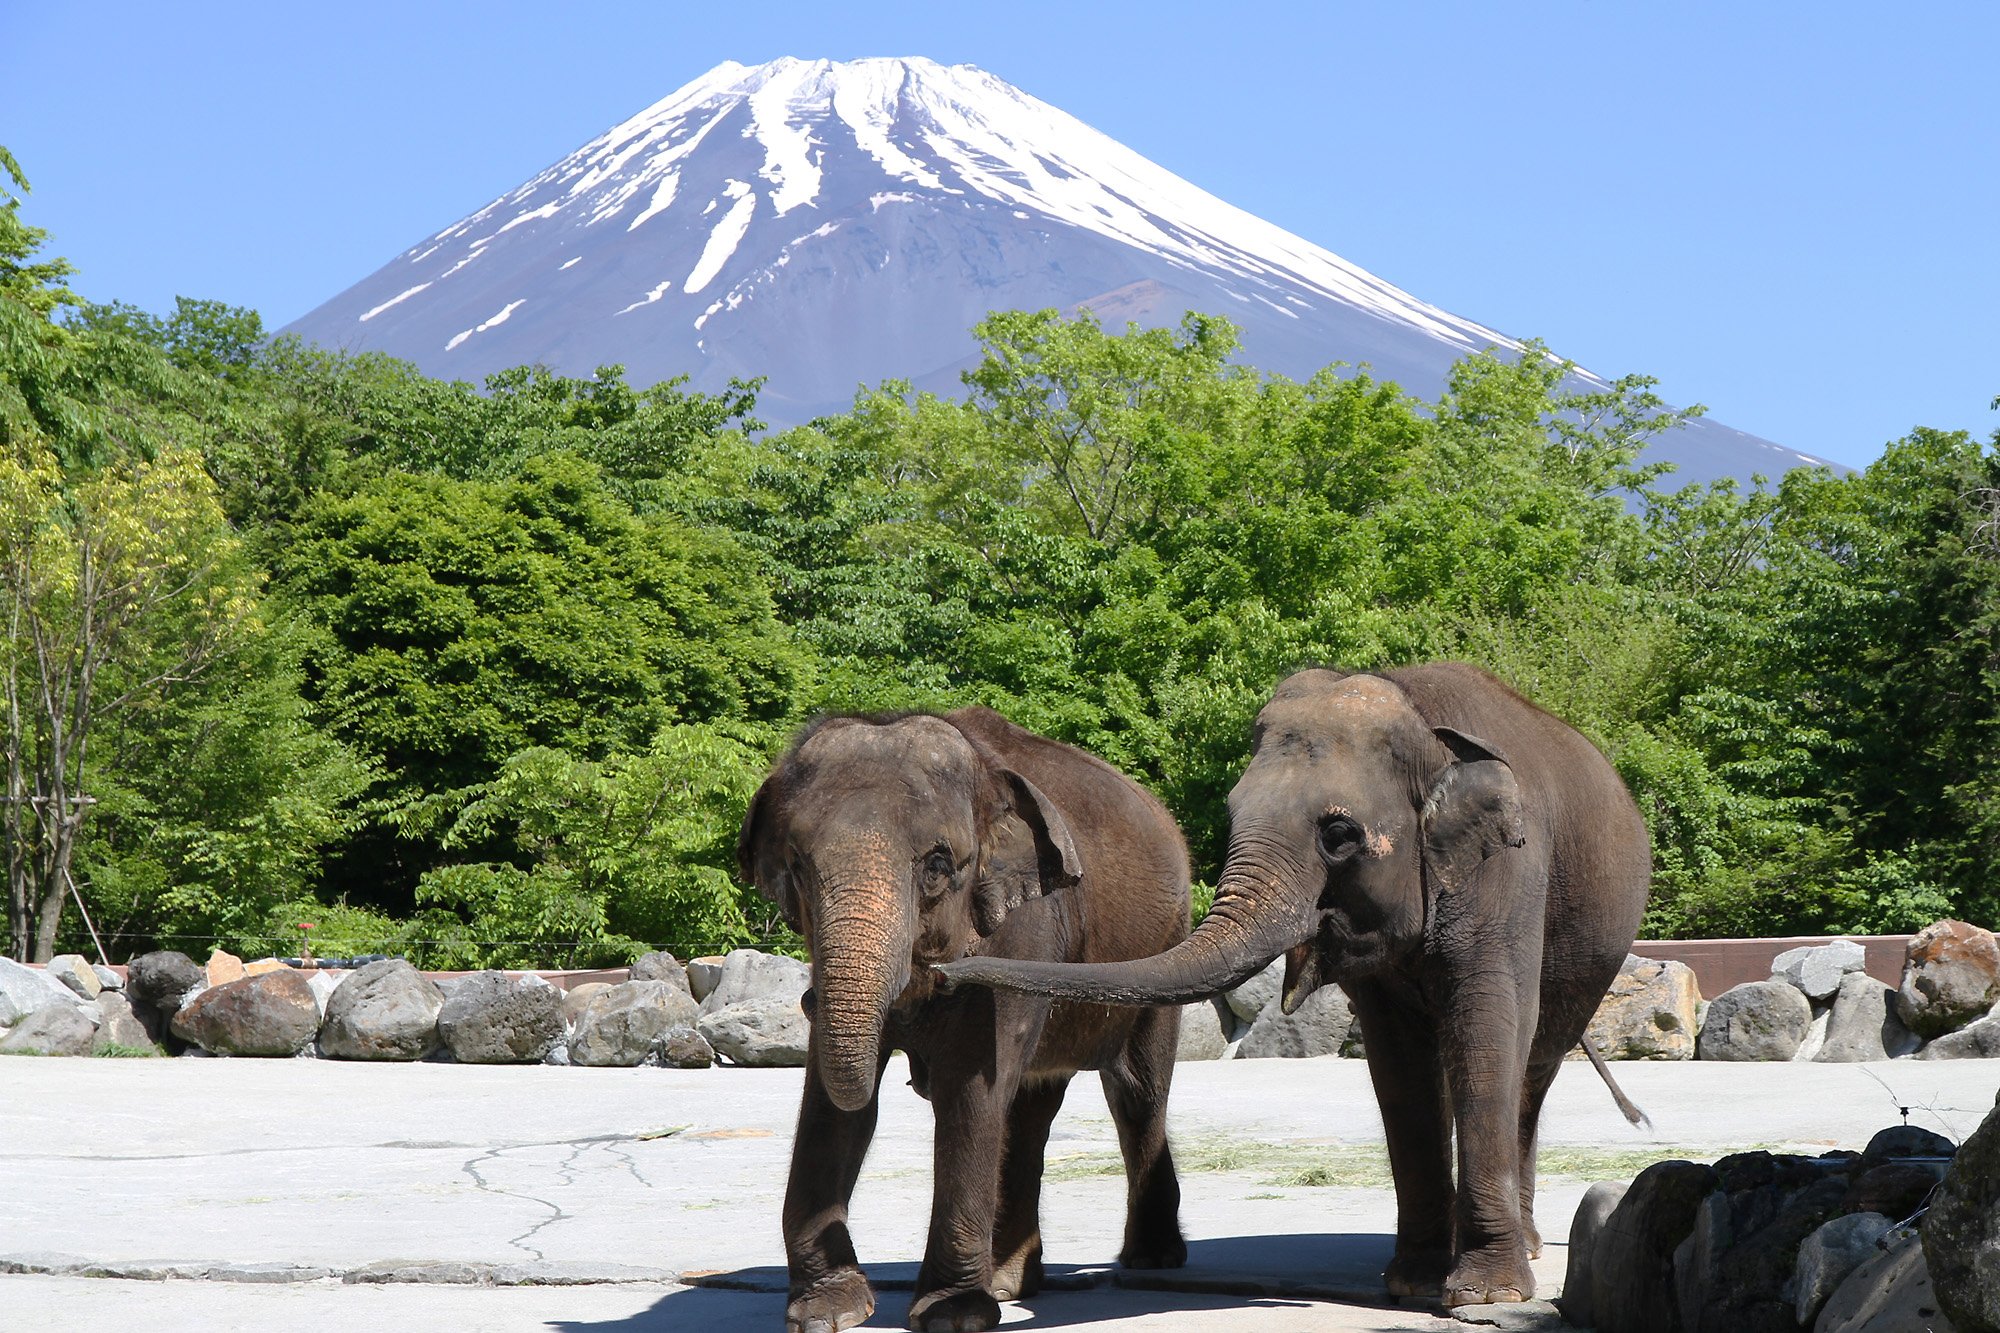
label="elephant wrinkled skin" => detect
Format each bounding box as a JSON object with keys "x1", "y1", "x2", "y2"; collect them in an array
[
  {"x1": 938, "y1": 664, "x2": 1651, "y2": 1308},
  {"x1": 739, "y1": 707, "x2": 1190, "y2": 1333}
]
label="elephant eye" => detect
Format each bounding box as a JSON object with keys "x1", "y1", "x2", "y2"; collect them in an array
[
  {"x1": 1317, "y1": 815, "x2": 1364, "y2": 864},
  {"x1": 922, "y1": 845, "x2": 955, "y2": 890}
]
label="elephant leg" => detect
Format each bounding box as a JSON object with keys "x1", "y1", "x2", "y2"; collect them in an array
[
  {"x1": 1515, "y1": 1053, "x2": 1563, "y2": 1259},
  {"x1": 990, "y1": 1074, "x2": 1070, "y2": 1301},
  {"x1": 1347, "y1": 979, "x2": 1455, "y2": 1300},
  {"x1": 1439, "y1": 975, "x2": 1536, "y2": 1308},
  {"x1": 907, "y1": 995, "x2": 1036, "y2": 1333},
  {"x1": 783, "y1": 1053, "x2": 889, "y2": 1333},
  {"x1": 1100, "y1": 1004, "x2": 1187, "y2": 1272}
]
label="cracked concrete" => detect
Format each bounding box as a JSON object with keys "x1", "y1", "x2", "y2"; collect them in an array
[{"x1": 0, "y1": 1054, "x2": 1992, "y2": 1329}]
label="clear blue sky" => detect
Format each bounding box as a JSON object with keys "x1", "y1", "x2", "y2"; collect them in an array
[{"x1": 6, "y1": 2, "x2": 1995, "y2": 469}]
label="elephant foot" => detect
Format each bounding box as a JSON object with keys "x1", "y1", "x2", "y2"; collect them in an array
[
  {"x1": 1383, "y1": 1246, "x2": 1452, "y2": 1300},
  {"x1": 990, "y1": 1237, "x2": 1043, "y2": 1301},
  {"x1": 787, "y1": 1268, "x2": 876, "y2": 1333},
  {"x1": 1523, "y1": 1218, "x2": 1543, "y2": 1261},
  {"x1": 1442, "y1": 1246, "x2": 1534, "y2": 1308},
  {"x1": 1118, "y1": 1227, "x2": 1188, "y2": 1272},
  {"x1": 906, "y1": 1287, "x2": 1002, "y2": 1333}
]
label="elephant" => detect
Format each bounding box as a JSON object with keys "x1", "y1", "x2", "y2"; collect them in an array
[
  {"x1": 738, "y1": 706, "x2": 1191, "y2": 1333},
  {"x1": 938, "y1": 663, "x2": 1651, "y2": 1308}
]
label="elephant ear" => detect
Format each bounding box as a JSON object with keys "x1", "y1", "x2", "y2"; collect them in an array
[
  {"x1": 1420, "y1": 727, "x2": 1526, "y2": 895},
  {"x1": 736, "y1": 773, "x2": 799, "y2": 929},
  {"x1": 973, "y1": 764, "x2": 1084, "y2": 937}
]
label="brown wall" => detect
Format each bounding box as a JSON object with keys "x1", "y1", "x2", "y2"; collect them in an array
[{"x1": 1631, "y1": 935, "x2": 1912, "y2": 1000}]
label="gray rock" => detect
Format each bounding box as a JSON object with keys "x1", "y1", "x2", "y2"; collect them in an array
[
  {"x1": 1895, "y1": 919, "x2": 2000, "y2": 1040},
  {"x1": 306, "y1": 969, "x2": 345, "y2": 1016},
  {"x1": 125, "y1": 950, "x2": 204, "y2": 1017},
  {"x1": 653, "y1": 1026, "x2": 715, "y2": 1069},
  {"x1": 1589, "y1": 1157, "x2": 1719, "y2": 1333},
  {"x1": 1861, "y1": 1125, "x2": 1957, "y2": 1171},
  {"x1": 1236, "y1": 985, "x2": 1361, "y2": 1059},
  {"x1": 318, "y1": 960, "x2": 444, "y2": 1061},
  {"x1": 1697, "y1": 979, "x2": 1814, "y2": 1061},
  {"x1": 1795, "y1": 1212, "x2": 1895, "y2": 1326},
  {"x1": 1814, "y1": 1231, "x2": 1959, "y2": 1333},
  {"x1": 0, "y1": 956, "x2": 83, "y2": 1025},
  {"x1": 571, "y1": 980, "x2": 701, "y2": 1067},
  {"x1": 1774, "y1": 939, "x2": 1869, "y2": 1001},
  {"x1": 1796, "y1": 1006, "x2": 1833, "y2": 1061},
  {"x1": 1921, "y1": 1088, "x2": 2000, "y2": 1332},
  {"x1": 1817, "y1": 973, "x2": 1924, "y2": 1062},
  {"x1": 1586, "y1": 954, "x2": 1701, "y2": 1060},
  {"x1": 541, "y1": 1040, "x2": 570, "y2": 1066},
  {"x1": 628, "y1": 951, "x2": 693, "y2": 996},
  {"x1": 436, "y1": 970, "x2": 566, "y2": 1064},
  {"x1": 45, "y1": 954, "x2": 101, "y2": 1000},
  {"x1": 684, "y1": 955, "x2": 725, "y2": 1003},
  {"x1": 697, "y1": 997, "x2": 810, "y2": 1067},
  {"x1": 91, "y1": 992, "x2": 157, "y2": 1053},
  {"x1": 1175, "y1": 997, "x2": 1234, "y2": 1061},
  {"x1": 172, "y1": 970, "x2": 320, "y2": 1056},
  {"x1": 91, "y1": 964, "x2": 122, "y2": 992},
  {"x1": 560, "y1": 981, "x2": 611, "y2": 1028},
  {"x1": 698, "y1": 949, "x2": 809, "y2": 1014},
  {"x1": 1916, "y1": 1007, "x2": 2000, "y2": 1059},
  {"x1": 0, "y1": 1003, "x2": 97, "y2": 1056},
  {"x1": 1557, "y1": 1179, "x2": 1629, "y2": 1329},
  {"x1": 1225, "y1": 957, "x2": 1284, "y2": 1025}
]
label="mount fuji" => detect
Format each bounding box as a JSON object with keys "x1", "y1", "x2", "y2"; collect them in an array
[{"x1": 282, "y1": 56, "x2": 1826, "y2": 486}]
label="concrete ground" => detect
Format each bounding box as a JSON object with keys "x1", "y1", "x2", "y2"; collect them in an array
[{"x1": 1, "y1": 1053, "x2": 1993, "y2": 1331}]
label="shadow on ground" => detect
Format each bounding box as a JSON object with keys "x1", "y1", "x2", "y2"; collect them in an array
[{"x1": 551, "y1": 1234, "x2": 1405, "y2": 1331}]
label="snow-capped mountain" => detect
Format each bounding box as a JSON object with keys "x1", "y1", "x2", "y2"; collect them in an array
[{"x1": 283, "y1": 56, "x2": 1826, "y2": 485}]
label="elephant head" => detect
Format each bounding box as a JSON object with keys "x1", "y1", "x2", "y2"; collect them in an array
[
  {"x1": 936, "y1": 670, "x2": 1525, "y2": 1010},
  {"x1": 738, "y1": 714, "x2": 1081, "y2": 1112}
]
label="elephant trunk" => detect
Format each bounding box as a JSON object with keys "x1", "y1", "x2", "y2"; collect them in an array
[
  {"x1": 937, "y1": 841, "x2": 1318, "y2": 1005},
  {"x1": 812, "y1": 871, "x2": 912, "y2": 1113}
]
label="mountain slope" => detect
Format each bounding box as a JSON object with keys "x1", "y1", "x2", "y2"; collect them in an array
[{"x1": 282, "y1": 56, "x2": 1828, "y2": 486}]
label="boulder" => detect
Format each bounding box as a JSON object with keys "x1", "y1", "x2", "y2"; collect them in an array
[
  {"x1": 1861, "y1": 1125, "x2": 1957, "y2": 1170},
  {"x1": 560, "y1": 981, "x2": 611, "y2": 1027},
  {"x1": 685, "y1": 955, "x2": 725, "y2": 1003},
  {"x1": 1588, "y1": 1157, "x2": 1718, "y2": 1333},
  {"x1": 698, "y1": 997, "x2": 809, "y2": 1067},
  {"x1": 45, "y1": 953, "x2": 101, "y2": 1000},
  {"x1": 125, "y1": 950, "x2": 204, "y2": 1016},
  {"x1": 1697, "y1": 979, "x2": 1814, "y2": 1061},
  {"x1": 628, "y1": 951, "x2": 693, "y2": 996},
  {"x1": 571, "y1": 980, "x2": 702, "y2": 1067},
  {"x1": 1175, "y1": 997, "x2": 1234, "y2": 1061},
  {"x1": 1774, "y1": 939, "x2": 1869, "y2": 1001},
  {"x1": 1557, "y1": 1179, "x2": 1629, "y2": 1329},
  {"x1": 305, "y1": 969, "x2": 344, "y2": 1016},
  {"x1": 1586, "y1": 954, "x2": 1701, "y2": 1060},
  {"x1": 1895, "y1": 920, "x2": 2000, "y2": 1039},
  {"x1": 1795, "y1": 1212, "x2": 1895, "y2": 1327},
  {"x1": 1817, "y1": 973, "x2": 1924, "y2": 1062},
  {"x1": 243, "y1": 958, "x2": 291, "y2": 978},
  {"x1": 1225, "y1": 957, "x2": 1283, "y2": 1025},
  {"x1": 1922, "y1": 1089, "x2": 2000, "y2": 1333},
  {"x1": 92, "y1": 964, "x2": 122, "y2": 992},
  {"x1": 318, "y1": 960, "x2": 444, "y2": 1060},
  {"x1": 0, "y1": 956, "x2": 84, "y2": 1025},
  {"x1": 698, "y1": 949, "x2": 809, "y2": 1014},
  {"x1": 205, "y1": 948, "x2": 246, "y2": 987},
  {"x1": 90, "y1": 992, "x2": 157, "y2": 1054},
  {"x1": 436, "y1": 971, "x2": 565, "y2": 1064},
  {"x1": 1814, "y1": 1231, "x2": 1959, "y2": 1333},
  {"x1": 1916, "y1": 1008, "x2": 2000, "y2": 1059},
  {"x1": 1796, "y1": 1007, "x2": 1834, "y2": 1061},
  {"x1": 0, "y1": 1003, "x2": 97, "y2": 1056},
  {"x1": 1676, "y1": 1152, "x2": 1855, "y2": 1333},
  {"x1": 1846, "y1": 1163, "x2": 1949, "y2": 1221},
  {"x1": 1236, "y1": 985, "x2": 1362, "y2": 1059},
  {"x1": 655, "y1": 1026, "x2": 716, "y2": 1069},
  {"x1": 172, "y1": 970, "x2": 320, "y2": 1056}
]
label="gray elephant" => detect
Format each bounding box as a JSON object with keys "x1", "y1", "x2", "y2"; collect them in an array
[
  {"x1": 738, "y1": 707, "x2": 1190, "y2": 1333},
  {"x1": 939, "y1": 664, "x2": 1651, "y2": 1307}
]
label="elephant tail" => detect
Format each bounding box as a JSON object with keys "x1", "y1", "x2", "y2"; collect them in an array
[{"x1": 1579, "y1": 1035, "x2": 1652, "y2": 1130}]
